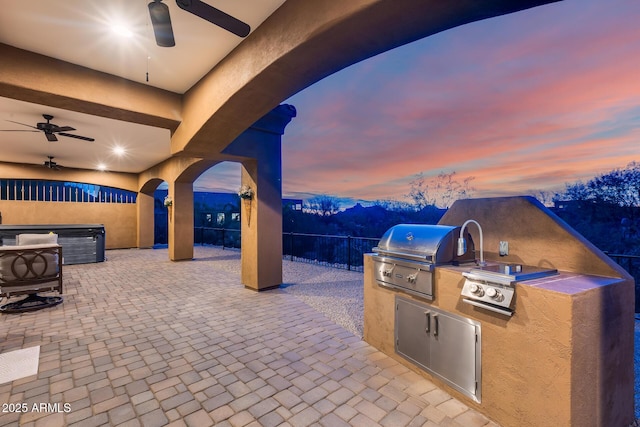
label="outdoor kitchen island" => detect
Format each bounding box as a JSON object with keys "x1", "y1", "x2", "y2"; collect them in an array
[{"x1": 363, "y1": 196, "x2": 635, "y2": 427}]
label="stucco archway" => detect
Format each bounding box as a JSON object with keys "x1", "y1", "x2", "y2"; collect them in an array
[
  {"x1": 146, "y1": 105, "x2": 296, "y2": 289},
  {"x1": 0, "y1": 0, "x2": 559, "y2": 286},
  {"x1": 0, "y1": 1, "x2": 558, "y2": 162},
  {"x1": 138, "y1": 178, "x2": 166, "y2": 249}
]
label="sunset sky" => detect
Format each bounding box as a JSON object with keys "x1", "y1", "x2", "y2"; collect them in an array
[{"x1": 196, "y1": 0, "x2": 640, "y2": 207}]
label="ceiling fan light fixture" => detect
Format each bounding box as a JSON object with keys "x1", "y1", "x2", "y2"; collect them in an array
[{"x1": 148, "y1": 0, "x2": 175, "y2": 47}]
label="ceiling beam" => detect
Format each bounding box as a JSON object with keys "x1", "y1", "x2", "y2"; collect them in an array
[{"x1": 0, "y1": 43, "x2": 182, "y2": 132}]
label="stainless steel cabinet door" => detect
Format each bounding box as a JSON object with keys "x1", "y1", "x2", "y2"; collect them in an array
[
  {"x1": 429, "y1": 311, "x2": 478, "y2": 399},
  {"x1": 395, "y1": 296, "x2": 481, "y2": 402},
  {"x1": 395, "y1": 297, "x2": 431, "y2": 368}
]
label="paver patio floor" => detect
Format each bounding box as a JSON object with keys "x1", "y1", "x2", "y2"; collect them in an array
[{"x1": 0, "y1": 247, "x2": 498, "y2": 427}]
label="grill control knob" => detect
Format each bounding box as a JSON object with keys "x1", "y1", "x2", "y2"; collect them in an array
[
  {"x1": 486, "y1": 287, "x2": 504, "y2": 302},
  {"x1": 469, "y1": 283, "x2": 484, "y2": 296}
]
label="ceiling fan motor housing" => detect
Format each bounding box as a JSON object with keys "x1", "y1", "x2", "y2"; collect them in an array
[
  {"x1": 43, "y1": 156, "x2": 59, "y2": 169},
  {"x1": 37, "y1": 114, "x2": 55, "y2": 132},
  {"x1": 37, "y1": 123, "x2": 54, "y2": 132}
]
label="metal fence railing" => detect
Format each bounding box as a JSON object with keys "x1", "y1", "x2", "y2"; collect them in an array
[
  {"x1": 194, "y1": 227, "x2": 379, "y2": 272},
  {"x1": 194, "y1": 227, "x2": 241, "y2": 249},
  {"x1": 192, "y1": 228, "x2": 640, "y2": 299},
  {"x1": 1, "y1": 179, "x2": 137, "y2": 203},
  {"x1": 604, "y1": 253, "x2": 640, "y2": 312},
  {"x1": 282, "y1": 232, "x2": 379, "y2": 272},
  {"x1": 605, "y1": 253, "x2": 640, "y2": 277}
]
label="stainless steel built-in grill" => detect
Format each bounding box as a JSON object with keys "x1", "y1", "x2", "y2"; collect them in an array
[
  {"x1": 372, "y1": 224, "x2": 475, "y2": 300},
  {"x1": 373, "y1": 224, "x2": 483, "y2": 402}
]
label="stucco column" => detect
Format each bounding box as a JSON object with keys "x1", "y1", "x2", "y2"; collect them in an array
[
  {"x1": 168, "y1": 181, "x2": 194, "y2": 261},
  {"x1": 136, "y1": 191, "x2": 155, "y2": 248},
  {"x1": 239, "y1": 158, "x2": 281, "y2": 290},
  {"x1": 224, "y1": 104, "x2": 296, "y2": 290}
]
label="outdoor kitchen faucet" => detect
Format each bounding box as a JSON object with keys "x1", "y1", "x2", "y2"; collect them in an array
[{"x1": 458, "y1": 219, "x2": 486, "y2": 266}]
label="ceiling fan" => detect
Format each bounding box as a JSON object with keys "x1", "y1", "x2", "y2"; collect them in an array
[
  {"x1": 43, "y1": 156, "x2": 62, "y2": 170},
  {"x1": 148, "y1": 0, "x2": 251, "y2": 47},
  {"x1": 1, "y1": 114, "x2": 95, "y2": 142}
]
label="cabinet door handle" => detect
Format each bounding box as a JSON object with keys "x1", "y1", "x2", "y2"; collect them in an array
[
  {"x1": 425, "y1": 311, "x2": 430, "y2": 334},
  {"x1": 433, "y1": 314, "x2": 439, "y2": 336}
]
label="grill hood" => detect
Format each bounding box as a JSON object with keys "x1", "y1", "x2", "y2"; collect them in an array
[{"x1": 373, "y1": 224, "x2": 474, "y2": 264}]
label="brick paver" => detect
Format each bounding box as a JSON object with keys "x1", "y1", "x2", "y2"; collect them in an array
[{"x1": 0, "y1": 247, "x2": 496, "y2": 426}]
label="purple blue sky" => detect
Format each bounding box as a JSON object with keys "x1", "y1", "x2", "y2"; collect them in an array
[{"x1": 195, "y1": 0, "x2": 640, "y2": 207}]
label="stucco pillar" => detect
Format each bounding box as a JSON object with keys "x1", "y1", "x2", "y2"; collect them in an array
[
  {"x1": 168, "y1": 181, "x2": 194, "y2": 261},
  {"x1": 224, "y1": 104, "x2": 296, "y2": 290},
  {"x1": 137, "y1": 192, "x2": 155, "y2": 248}
]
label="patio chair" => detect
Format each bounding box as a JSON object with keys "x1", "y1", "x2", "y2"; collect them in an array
[{"x1": 0, "y1": 233, "x2": 63, "y2": 313}]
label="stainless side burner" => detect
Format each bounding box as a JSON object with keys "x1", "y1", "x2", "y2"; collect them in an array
[
  {"x1": 467, "y1": 264, "x2": 558, "y2": 284},
  {"x1": 461, "y1": 263, "x2": 558, "y2": 316}
]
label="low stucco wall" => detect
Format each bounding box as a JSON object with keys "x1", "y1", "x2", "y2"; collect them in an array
[
  {"x1": 0, "y1": 162, "x2": 140, "y2": 249},
  {"x1": 363, "y1": 196, "x2": 635, "y2": 427},
  {"x1": 0, "y1": 200, "x2": 137, "y2": 249}
]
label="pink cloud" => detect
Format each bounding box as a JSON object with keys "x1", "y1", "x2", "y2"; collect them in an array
[{"x1": 278, "y1": 0, "x2": 640, "y2": 204}]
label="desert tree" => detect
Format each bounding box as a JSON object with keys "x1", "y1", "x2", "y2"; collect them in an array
[
  {"x1": 407, "y1": 171, "x2": 475, "y2": 209},
  {"x1": 588, "y1": 162, "x2": 640, "y2": 209},
  {"x1": 555, "y1": 162, "x2": 640, "y2": 215},
  {"x1": 304, "y1": 195, "x2": 341, "y2": 217}
]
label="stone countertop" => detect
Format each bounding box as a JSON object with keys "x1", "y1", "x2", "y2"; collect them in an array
[
  {"x1": 515, "y1": 271, "x2": 622, "y2": 294},
  {"x1": 439, "y1": 263, "x2": 623, "y2": 295}
]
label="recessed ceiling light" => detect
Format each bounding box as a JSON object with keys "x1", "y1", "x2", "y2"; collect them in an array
[
  {"x1": 113, "y1": 146, "x2": 126, "y2": 156},
  {"x1": 110, "y1": 20, "x2": 134, "y2": 38},
  {"x1": 97, "y1": 163, "x2": 107, "y2": 171}
]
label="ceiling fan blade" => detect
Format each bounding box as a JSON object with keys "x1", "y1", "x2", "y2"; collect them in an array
[
  {"x1": 45, "y1": 132, "x2": 58, "y2": 142},
  {"x1": 149, "y1": 1, "x2": 176, "y2": 47},
  {"x1": 54, "y1": 126, "x2": 76, "y2": 132},
  {"x1": 57, "y1": 132, "x2": 95, "y2": 142},
  {"x1": 176, "y1": 0, "x2": 250, "y2": 38},
  {"x1": 6, "y1": 120, "x2": 38, "y2": 130},
  {"x1": 0, "y1": 129, "x2": 39, "y2": 132}
]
